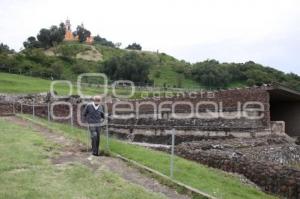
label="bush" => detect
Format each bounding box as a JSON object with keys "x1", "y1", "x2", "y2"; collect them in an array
[
  {"x1": 36, "y1": 24, "x2": 65, "y2": 48},
  {"x1": 191, "y1": 60, "x2": 231, "y2": 88},
  {"x1": 246, "y1": 79, "x2": 256, "y2": 86},
  {"x1": 93, "y1": 35, "x2": 115, "y2": 48},
  {"x1": 154, "y1": 71, "x2": 161, "y2": 78},
  {"x1": 125, "y1": 43, "x2": 142, "y2": 50},
  {"x1": 103, "y1": 52, "x2": 151, "y2": 83},
  {"x1": 0, "y1": 43, "x2": 15, "y2": 54},
  {"x1": 72, "y1": 64, "x2": 88, "y2": 74},
  {"x1": 73, "y1": 25, "x2": 91, "y2": 43},
  {"x1": 50, "y1": 61, "x2": 64, "y2": 79}
]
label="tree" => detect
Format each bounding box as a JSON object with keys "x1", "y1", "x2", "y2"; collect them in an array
[
  {"x1": 49, "y1": 25, "x2": 65, "y2": 46},
  {"x1": 59, "y1": 22, "x2": 66, "y2": 36},
  {"x1": 93, "y1": 35, "x2": 115, "y2": 48},
  {"x1": 36, "y1": 24, "x2": 66, "y2": 48},
  {"x1": 74, "y1": 25, "x2": 91, "y2": 42},
  {"x1": 126, "y1": 43, "x2": 142, "y2": 50},
  {"x1": 0, "y1": 43, "x2": 14, "y2": 54},
  {"x1": 37, "y1": 28, "x2": 51, "y2": 48},
  {"x1": 103, "y1": 52, "x2": 151, "y2": 83},
  {"x1": 23, "y1": 36, "x2": 41, "y2": 49},
  {"x1": 191, "y1": 60, "x2": 231, "y2": 88}
]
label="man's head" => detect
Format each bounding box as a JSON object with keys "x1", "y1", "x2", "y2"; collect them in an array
[{"x1": 93, "y1": 95, "x2": 102, "y2": 105}]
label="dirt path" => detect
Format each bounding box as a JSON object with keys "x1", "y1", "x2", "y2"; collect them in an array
[{"x1": 4, "y1": 116, "x2": 190, "y2": 199}]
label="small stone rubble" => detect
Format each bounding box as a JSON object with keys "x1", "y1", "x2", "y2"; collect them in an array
[
  {"x1": 0, "y1": 92, "x2": 83, "y2": 104},
  {"x1": 176, "y1": 136, "x2": 300, "y2": 198}
]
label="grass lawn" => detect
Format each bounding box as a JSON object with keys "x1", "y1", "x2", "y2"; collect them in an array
[
  {"x1": 0, "y1": 72, "x2": 179, "y2": 99},
  {"x1": 0, "y1": 118, "x2": 167, "y2": 199},
  {"x1": 20, "y1": 114, "x2": 277, "y2": 199},
  {"x1": 0, "y1": 72, "x2": 98, "y2": 95},
  {"x1": 149, "y1": 65, "x2": 202, "y2": 89}
]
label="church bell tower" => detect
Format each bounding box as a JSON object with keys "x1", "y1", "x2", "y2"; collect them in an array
[{"x1": 64, "y1": 18, "x2": 75, "y2": 41}]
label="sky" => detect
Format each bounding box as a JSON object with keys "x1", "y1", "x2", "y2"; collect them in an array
[{"x1": 0, "y1": 0, "x2": 300, "y2": 73}]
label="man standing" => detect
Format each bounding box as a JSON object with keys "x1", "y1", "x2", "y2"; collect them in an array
[{"x1": 83, "y1": 96, "x2": 105, "y2": 156}]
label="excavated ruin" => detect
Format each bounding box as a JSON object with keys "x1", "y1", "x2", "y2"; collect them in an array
[{"x1": 1, "y1": 85, "x2": 300, "y2": 198}]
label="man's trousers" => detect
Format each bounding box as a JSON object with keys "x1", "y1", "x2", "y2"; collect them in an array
[{"x1": 88, "y1": 126, "x2": 100, "y2": 155}]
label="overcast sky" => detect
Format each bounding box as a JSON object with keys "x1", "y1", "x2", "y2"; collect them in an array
[{"x1": 0, "y1": 0, "x2": 299, "y2": 73}]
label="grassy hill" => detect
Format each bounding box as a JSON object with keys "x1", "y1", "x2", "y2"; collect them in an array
[
  {"x1": 1, "y1": 41, "x2": 300, "y2": 91},
  {"x1": 0, "y1": 41, "x2": 203, "y2": 88},
  {"x1": 62, "y1": 42, "x2": 202, "y2": 88}
]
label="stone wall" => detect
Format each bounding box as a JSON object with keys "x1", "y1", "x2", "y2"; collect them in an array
[
  {"x1": 176, "y1": 140, "x2": 300, "y2": 199},
  {"x1": 106, "y1": 87, "x2": 273, "y2": 142},
  {"x1": 0, "y1": 87, "x2": 277, "y2": 143},
  {"x1": 114, "y1": 87, "x2": 271, "y2": 127},
  {"x1": 0, "y1": 102, "x2": 14, "y2": 116},
  {"x1": 3, "y1": 101, "x2": 273, "y2": 144}
]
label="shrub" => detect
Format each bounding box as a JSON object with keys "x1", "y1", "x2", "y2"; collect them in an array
[{"x1": 103, "y1": 52, "x2": 151, "y2": 83}]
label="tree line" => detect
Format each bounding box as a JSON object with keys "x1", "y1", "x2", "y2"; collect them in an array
[
  {"x1": 23, "y1": 23, "x2": 66, "y2": 49},
  {"x1": 186, "y1": 59, "x2": 300, "y2": 90}
]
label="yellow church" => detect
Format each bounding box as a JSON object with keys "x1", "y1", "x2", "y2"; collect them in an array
[{"x1": 64, "y1": 19, "x2": 94, "y2": 44}]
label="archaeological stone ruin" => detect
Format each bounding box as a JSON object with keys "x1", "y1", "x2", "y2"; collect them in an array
[{"x1": 1, "y1": 84, "x2": 300, "y2": 198}]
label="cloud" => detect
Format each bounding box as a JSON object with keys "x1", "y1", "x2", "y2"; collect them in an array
[{"x1": 0, "y1": 0, "x2": 299, "y2": 73}]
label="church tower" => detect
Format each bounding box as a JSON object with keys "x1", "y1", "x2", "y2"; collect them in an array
[
  {"x1": 63, "y1": 18, "x2": 93, "y2": 44},
  {"x1": 65, "y1": 19, "x2": 71, "y2": 31},
  {"x1": 64, "y1": 18, "x2": 75, "y2": 41}
]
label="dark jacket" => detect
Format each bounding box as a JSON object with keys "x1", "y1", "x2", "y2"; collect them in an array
[{"x1": 83, "y1": 103, "x2": 105, "y2": 124}]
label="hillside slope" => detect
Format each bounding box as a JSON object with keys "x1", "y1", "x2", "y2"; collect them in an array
[
  {"x1": 0, "y1": 72, "x2": 171, "y2": 99},
  {"x1": 1, "y1": 41, "x2": 300, "y2": 90},
  {"x1": 0, "y1": 41, "x2": 201, "y2": 88}
]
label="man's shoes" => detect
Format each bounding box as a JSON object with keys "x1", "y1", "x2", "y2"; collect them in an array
[{"x1": 92, "y1": 152, "x2": 99, "y2": 156}]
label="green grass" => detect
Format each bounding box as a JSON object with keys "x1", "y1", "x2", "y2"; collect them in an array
[
  {"x1": 150, "y1": 64, "x2": 202, "y2": 89},
  {"x1": 0, "y1": 72, "x2": 189, "y2": 99},
  {"x1": 0, "y1": 118, "x2": 166, "y2": 199},
  {"x1": 227, "y1": 81, "x2": 247, "y2": 88},
  {"x1": 0, "y1": 72, "x2": 157, "y2": 98},
  {"x1": 94, "y1": 44, "x2": 126, "y2": 61},
  {"x1": 20, "y1": 114, "x2": 277, "y2": 199},
  {"x1": 0, "y1": 72, "x2": 97, "y2": 95}
]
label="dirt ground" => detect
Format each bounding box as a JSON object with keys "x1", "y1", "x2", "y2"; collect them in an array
[{"x1": 4, "y1": 116, "x2": 189, "y2": 199}]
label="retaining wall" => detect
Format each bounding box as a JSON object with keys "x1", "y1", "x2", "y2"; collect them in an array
[{"x1": 0, "y1": 87, "x2": 281, "y2": 143}]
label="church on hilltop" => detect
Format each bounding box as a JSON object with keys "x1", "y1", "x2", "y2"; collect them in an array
[{"x1": 64, "y1": 19, "x2": 94, "y2": 44}]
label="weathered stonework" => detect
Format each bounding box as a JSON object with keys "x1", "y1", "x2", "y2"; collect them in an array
[
  {"x1": 175, "y1": 137, "x2": 300, "y2": 199},
  {"x1": 0, "y1": 87, "x2": 281, "y2": 141}
]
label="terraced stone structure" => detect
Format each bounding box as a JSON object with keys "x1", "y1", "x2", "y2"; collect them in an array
[
  {"x1": 1, "y1": 84, "x2": 300, "y2": 142},
  {"x1": 108, "y1": 84, "x2": 300, "y2": 143}
]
